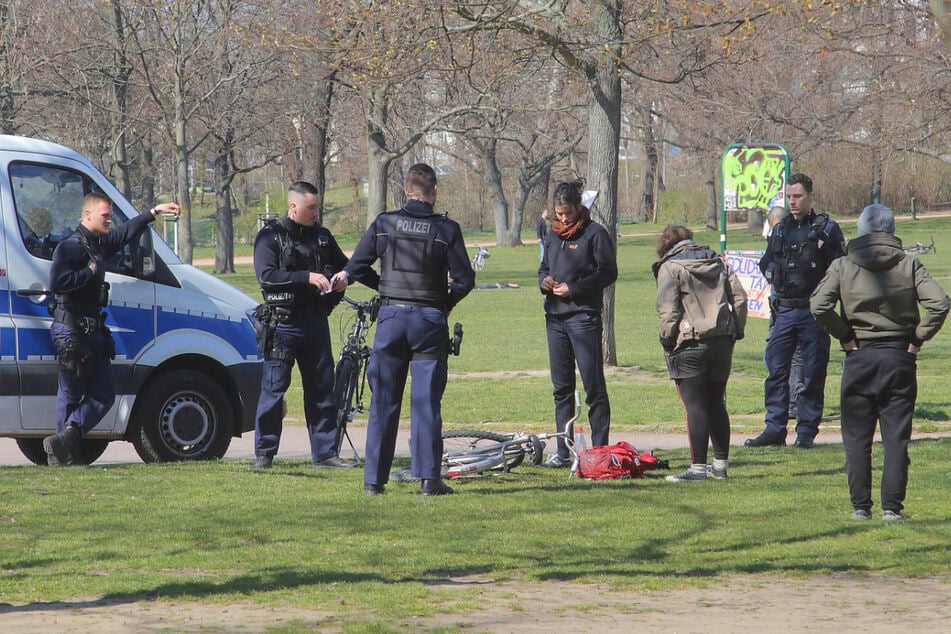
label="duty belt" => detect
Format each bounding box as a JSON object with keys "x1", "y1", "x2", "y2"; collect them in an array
[
  {"x1": 380, "y1": 297, "x2": 443, "y2": 310},
  {"x1": 52, "y1": 306, "x2": 103, "y2": 335},
  {"x1": 775, "y1": 297, "x2": 811, "y2": 308}
]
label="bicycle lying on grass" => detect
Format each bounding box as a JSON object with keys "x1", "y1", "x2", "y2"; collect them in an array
[
  {"x1": 332, "y1": 295, "x2": 382, "y2": 461},
  {"x1": 903, "y1": 237, "x2": 935, "y2": 254},
  {"x1": 392, "y1": 394, "x2": 582, "y2": 481}
]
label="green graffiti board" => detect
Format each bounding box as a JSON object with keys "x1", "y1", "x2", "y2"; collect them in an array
[{"x1": 719, "y1": 143, "x2": 789, "y2": 251}]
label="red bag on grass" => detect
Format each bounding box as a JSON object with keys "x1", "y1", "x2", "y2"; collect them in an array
[{"x1": 576, "y1": 441, "x2": 663, "y2": 480}]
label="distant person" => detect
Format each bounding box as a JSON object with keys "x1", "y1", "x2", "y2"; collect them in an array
[
  {"x1": 339, "y1": 163, "x2": 475, "y2": 496},
  {"x1": 251, "y1": 181, "x2": 350, "y2": 470},
  {"x1": 44, "y1": 194, "x2": 181, "y2": 465},
  {"x1": 811, "y1": 204, "x2": 949, "y2": 521},
  {"x1": 765, "y1": 205, "x2": 804, "y2": 420},
  {"x1": 748, "y1": 174, "x2": 845, "y2": 448},
  {"x1": 538, "y1": 180, "x2": 618, "y2": 468},
  {"x1": 536, "y1": 209, "x2": 550, "y2": 262},
  {"x1": 653, "y1": 225, "x2": 747, "y2": 481}
]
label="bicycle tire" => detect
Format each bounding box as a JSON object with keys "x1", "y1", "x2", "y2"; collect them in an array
[
  {"x1": 472, "y1": 256, "x2": 486, "y2": 271},
  {"x1": 441, "y1": 429, "x2": 525, "y2": 471},
  {"x1": 332, "y1": 355, "x2": 359, "y2": 453}
]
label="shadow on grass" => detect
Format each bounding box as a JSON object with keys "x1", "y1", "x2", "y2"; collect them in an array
[{"x1": 0, "y1": 568, "x2": 387, "y2": 616}]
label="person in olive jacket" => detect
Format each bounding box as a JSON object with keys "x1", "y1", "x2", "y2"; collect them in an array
[
  {"x1": 654, "y1": 225, "x2": 747, "y2": 482},
  {"x1": 811, "y1": 204, "x2": 949, "y2": 521},
  {"x1": 538, "y1": 180, "x2": 618, "y2": 468}
]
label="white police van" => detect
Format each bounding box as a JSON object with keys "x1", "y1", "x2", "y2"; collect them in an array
[{"x1": 0, "y1": 135, "x2": 262, "y2": 464}]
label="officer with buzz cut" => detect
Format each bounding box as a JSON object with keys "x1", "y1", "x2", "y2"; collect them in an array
[
  {"x1": 251, "y1": 180, "x2": 350, "y2": 470},
  {"x1": 44, "y1": 193, "x2": 180, "y2": 466},
  {"x1": 337, "y1": 163, "x2": 475, "y2": 496}
]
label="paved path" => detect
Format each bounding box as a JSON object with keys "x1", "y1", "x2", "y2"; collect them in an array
[{"x1": 4, "y1": 424, "x2": 946, "y2": 467}]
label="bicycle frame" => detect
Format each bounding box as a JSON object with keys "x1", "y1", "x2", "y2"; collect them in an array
[
  {"x1": 332, "y1": 295, "x2": 382, "y2": 460},
  {"x1": 443, "y1": 392, "x2": 583, "y2": 479}
]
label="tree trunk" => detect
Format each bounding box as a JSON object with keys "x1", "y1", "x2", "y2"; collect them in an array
[
  {"x1": 482, "y1": 138, "x2": 517, "y2": 246},
  {"x1": 310, "y1": 74, "x2": 335, "y2": 224},
  {"x1": 174, "y1": 102, "x2": 193, "y2": 263},
  {"x1": 705, "y1": 175, "x2": 718, "y2": 231},
  {"x1": 636, "y1": 105, "x2": 658, "y2": 223},
  {"x1": 586, "y1": 2, "x2": 622, "y2": 367},
  {"x1": 365, "y1": 94, "x2": 394, "y2": 226},
  {"x1": 213, "y1": 137, "x2": 235, "y2": 274},
  {"x1": 108, "y1": 0, "x2": 132, "y2": 201}
]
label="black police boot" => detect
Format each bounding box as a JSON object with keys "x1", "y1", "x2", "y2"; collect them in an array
[
  {"x1": 43, "y1": 425, "x2": 81, "y2": 466},
  {"x1": 793, "y1": 433, "x2": 815, "y2": 449},
  {"x1": 420, "y1": 478, "x2": 454, "y2": 497},
  {"x1": 744, "y1": 429, "x2": 787, "y2": 447}
]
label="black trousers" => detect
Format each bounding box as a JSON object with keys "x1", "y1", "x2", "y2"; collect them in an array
[{"x1": 840, "y1": 343, "x2": 917, "y2": 513}]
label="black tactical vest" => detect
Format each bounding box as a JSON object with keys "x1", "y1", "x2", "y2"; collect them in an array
[
  {"x1": 378, "y1": 209, "x2": 448, "y2": 306},
  {"x1": 262, "y1": 219, "x2": 325, "y2": 308}
]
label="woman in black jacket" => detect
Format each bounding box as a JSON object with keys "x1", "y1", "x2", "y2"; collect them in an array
[{"x1": 538, "y1": 180, "x2": 618, "y2": 467}]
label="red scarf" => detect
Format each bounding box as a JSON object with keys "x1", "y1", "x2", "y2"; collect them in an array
[{"x1": 551, "y1": 206, "x2": 591, "y2": 241}]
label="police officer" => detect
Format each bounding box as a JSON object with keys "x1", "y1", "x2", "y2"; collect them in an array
[
  {"x1": 44, "y1": 193, "x2": 181, "y2": 466},
  {"x1": 811, "y1": 205, "x2": 949, "y2": 520},
  {"x1": 748, "y1": 173, "x2": 845, "y2": 448},
  {"x1": 251, "y1": 181, "x2": 350, "y2": 469},
  {"x1": 337, "y1": 163, "x2": 475, "y2": 496}
]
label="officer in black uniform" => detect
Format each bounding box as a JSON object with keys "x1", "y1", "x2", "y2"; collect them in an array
[
  {"x1": 338, "y1": 163, "x2": 475, "y2": 496},
  {"x1": 251, "y1": 181, "x2": 350, "y2": 469},
  {"x1": 44, "y1": 193, "x2": 181, "y2": 466},
  {"x1": 748, "y1": 173, "x2": 845, "y2": 448}
]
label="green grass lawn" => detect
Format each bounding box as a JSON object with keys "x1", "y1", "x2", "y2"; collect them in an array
[{"x1": 3, "y1": 213, "x2": 946, "y2": 628}]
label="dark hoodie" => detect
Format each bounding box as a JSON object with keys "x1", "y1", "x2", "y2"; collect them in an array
[{"x1": 810, "y1": 233, "x2": 949, "y2": 347}]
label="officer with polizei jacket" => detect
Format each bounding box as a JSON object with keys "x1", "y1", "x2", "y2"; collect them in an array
[
  {"x1": 337, "y1": 163, "x2": 475, "y2": 496},
  {"x1": 44, "y1": 193, "x2": 181, "y2": 466},
  {"x1": 251, "y1": 181, "x2": 350, "y2": 469},
  {"x1": 749, "y1": 173, "x2": 845, "y2": 448}
]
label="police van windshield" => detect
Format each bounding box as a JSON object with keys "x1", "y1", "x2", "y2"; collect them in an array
[{"x1": 11, "y1": 162, "x2": 132, "y2": 273}]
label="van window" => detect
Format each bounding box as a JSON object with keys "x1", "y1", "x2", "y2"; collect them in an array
[{"x1": 10, "y1": 162, "x2": 134, "y2": 275}]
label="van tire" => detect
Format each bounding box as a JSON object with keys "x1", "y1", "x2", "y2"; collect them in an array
[
  {"x1": 129, "y1": 370, "x2": 233, "y2": 462},
  {"x1": 16, "y1": 437, "x2": 110, "y2": 466}
]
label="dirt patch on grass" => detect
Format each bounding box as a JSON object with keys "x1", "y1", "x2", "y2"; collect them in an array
[{"x1": 2, "y1": 574, "x2": 946, "y2": 632}]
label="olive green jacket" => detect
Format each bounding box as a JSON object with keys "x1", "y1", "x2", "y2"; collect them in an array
[{"x1": 810, "y1": 233, "x2": 949, "y2": 347}]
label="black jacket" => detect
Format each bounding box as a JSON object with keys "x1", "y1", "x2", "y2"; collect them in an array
[
  {"x1": 50, "y1": 212, "x2": 155, "y2": 317},
  {"x1": 538, "y1": 219, "x2": 618, "y2": 316},
  {"x1": 253, "y1": 216, "x2": 348, "y2": 311}
]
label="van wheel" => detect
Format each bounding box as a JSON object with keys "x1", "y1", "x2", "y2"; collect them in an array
[
  {"x1": 129, "y1": 370, "x2": 233, "y2": 462},
  {"x1": 16, "y1": 438, "x2": 110, "y2": 466}
]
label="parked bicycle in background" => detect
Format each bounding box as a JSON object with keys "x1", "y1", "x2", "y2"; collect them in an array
[{"x1": 471, "y1": 244, "x2": 490, "y2": 271}]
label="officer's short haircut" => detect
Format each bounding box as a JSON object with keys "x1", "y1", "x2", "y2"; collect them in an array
[
  {"x1": 405, "y1": 163, "x2": 437, "y2": 195},
  {"x1": 788, "y1": 173, "x2": 813, "y2": 194},
  {"x1": 288, "y1": 181, "x2": 319, "y2": 197},
  {"x1": 82, "y1": 192, "x2": 112, "y2": 213},
  {"x1": 767, "y1": 206, "x2": 789, "y2": 227}
]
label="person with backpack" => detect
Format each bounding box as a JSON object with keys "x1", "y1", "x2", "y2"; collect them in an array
[
  {"x1": 811, "y1": 204, "x2": 949, "y2": 521},
  {"x1": 748, "y1": 173, "x2": 845, "y2": 448},
  {"x1": 653, "y1": 225, "x2": 747, "y2": 481},
  {"x1": 250, "y1": 181, "x2": 350, "y2": 470}
]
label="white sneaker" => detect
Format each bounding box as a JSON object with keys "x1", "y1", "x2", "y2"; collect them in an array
[{"x1": 665, "y1": 468, "x2": 708, "y2": 482}]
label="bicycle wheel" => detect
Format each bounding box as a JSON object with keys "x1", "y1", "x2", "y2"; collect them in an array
[
  {"x1": 473, "y1": 256, "x2": 486, "y2": 271},
  {"x1": 332, "y1": 355, "x2": 359, "y2": 453},
  {"x1": 441, "y1": 429, "x2": 525, "y2": 470}
]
